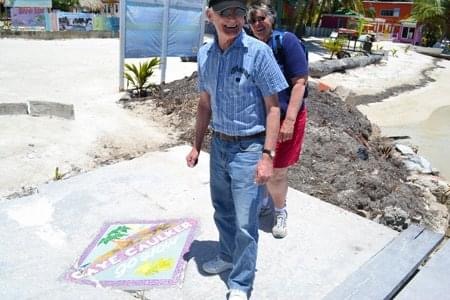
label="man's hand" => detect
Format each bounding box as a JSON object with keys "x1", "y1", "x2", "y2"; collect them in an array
[
  {"x1": 279, "y1": 119, "x2": 295, "y2": 143},
  {"x1": 255, "y1": 155, "x2": 273, "y2": 184},
  {"x1": 186, "y1": 148, "x2": 199, "y2": 168}
]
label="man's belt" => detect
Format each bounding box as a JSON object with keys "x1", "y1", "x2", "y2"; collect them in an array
[{"x1": 213, "y1": 131, "x2": 265, "y2": 142}]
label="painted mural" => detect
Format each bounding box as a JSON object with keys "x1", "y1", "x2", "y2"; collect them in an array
[{"x1": 65, "y1": 218, "x2": 198, "y2": 289}]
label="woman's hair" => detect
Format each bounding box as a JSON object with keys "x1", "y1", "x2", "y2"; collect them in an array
[{"x1": 246, "y1": 2, "x2": 276, "y2": 27}]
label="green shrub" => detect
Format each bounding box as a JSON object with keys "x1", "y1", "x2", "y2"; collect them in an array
[
  {"x1": 124, "y1": 58, "x2": 160, "y2": 97},
  {"x1": 391, "y1": 48, "x2": 398, "y2": 57},
  {"x1": 322, "y1": 38, "x2": 346, "y2": 59}
]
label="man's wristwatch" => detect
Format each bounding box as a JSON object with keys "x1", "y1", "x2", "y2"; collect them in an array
[{"x1": 262, "y1": 149, "x2": 275, "y2": 159}]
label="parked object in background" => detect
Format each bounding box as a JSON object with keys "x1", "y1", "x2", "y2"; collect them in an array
[
  {"x1": 433, "y1": 39, "x2": 450, "y2": 54},
  {"x1": 180, "y1": 56, "x2": 197, "y2": 62},
  {"x1": 328, "y1": 28, "x2": 373, "y2": 59}
]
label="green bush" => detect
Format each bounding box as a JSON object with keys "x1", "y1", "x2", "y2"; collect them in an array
[
  {"x1": 322, "y1": 38, "x2": 347, "y2": 59},
  {"x1": 124, "y1": 58, "x2": 160, "y2": 97}
]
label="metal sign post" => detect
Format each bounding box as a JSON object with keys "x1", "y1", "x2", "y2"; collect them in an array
[
  {"x1": 159, "y1": 0, "x2": 170, "y2": 85},
  {"x1": 118, "y1": 0, "x2": 126, "y2": 91}
]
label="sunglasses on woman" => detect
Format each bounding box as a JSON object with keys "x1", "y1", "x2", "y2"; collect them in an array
[
  {"x1": 218, "y1": 7, "x2": 246, "y2": 18},
  {"x1": 249, "y1": 16, "x2": 266, "y2": 24}
]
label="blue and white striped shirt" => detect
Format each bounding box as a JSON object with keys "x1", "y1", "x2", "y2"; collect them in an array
[{"x1": 197, "y1": 31, "x2": 288, "y2": 136}]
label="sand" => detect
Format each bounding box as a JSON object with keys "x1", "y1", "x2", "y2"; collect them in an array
[
  {"x1": 0, "y1": 38, "x2": 186, "y2": 198},
  {"x1": 0, "y1": 37, "x2": 447, "y2": 198}
]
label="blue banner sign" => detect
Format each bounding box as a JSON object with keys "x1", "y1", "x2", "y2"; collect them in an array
[{"x1": 124, "y1": 0, "x2": 204, "y2": 58}]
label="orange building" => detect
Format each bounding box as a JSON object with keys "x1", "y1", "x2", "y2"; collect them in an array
[{"x1": 363, "y1": 1, "x2": 413, "y2": 35}]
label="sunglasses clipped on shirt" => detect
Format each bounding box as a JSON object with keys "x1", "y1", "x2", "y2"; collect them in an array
[
  {"x1": 249, "y1": 16, "x2": 266, "y2": 24},
  {"x1": 218, "y1": 7, "x2": 246, "y2": 18}
]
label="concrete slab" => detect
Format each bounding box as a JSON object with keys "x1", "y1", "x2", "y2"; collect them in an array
[
  {"x1": 0, "y1": 103, "x2": 28, "y2": 115},
  {"x1": 29, "y1": 101, "x2": 75, "y2": 120},
  {"x1": 0, "y1": 145, "x2": 397, "y2": 300}
]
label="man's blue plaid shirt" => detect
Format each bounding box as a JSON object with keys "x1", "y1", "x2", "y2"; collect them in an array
[{"x1": 197, "y1": 31, "x2": 288, "y2": 136}]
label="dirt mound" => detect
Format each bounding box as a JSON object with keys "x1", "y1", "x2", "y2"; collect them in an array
[{"x1": 124, "y1": 72, "x2": 441, "y2": 232}]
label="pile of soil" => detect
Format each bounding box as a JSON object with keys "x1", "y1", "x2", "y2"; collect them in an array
[{"x1": 124, "y1": 72, "x2": 438, "y2": 232}]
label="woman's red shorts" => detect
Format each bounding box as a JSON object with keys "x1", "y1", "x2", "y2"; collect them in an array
[{"x1": 273, "y1": 108, "x2": 307, "y2": 168}]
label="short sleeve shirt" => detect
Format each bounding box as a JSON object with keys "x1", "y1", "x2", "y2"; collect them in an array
[
  {"x1": 197, "y1": 31, "x2": 288, "y2": 136},
  {"x1": 268, "y1": 31, "x2": 308, "y2": 115}
]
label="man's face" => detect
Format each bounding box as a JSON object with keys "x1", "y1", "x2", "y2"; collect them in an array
[
  {"x1": 249, "y1": 11, "x2": 272, "y2": 42},
  {"x1": 208, "y1": 7, "x2": 246, "y2": 40}
]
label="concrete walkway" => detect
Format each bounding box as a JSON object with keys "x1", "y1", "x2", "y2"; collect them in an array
[{"x1": 0, "y1": 145, "x2": 397, "y2": 299}]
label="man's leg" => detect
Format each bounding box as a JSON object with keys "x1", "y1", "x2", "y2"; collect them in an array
[
  {"x1": 227, "y1": 139, "x2": 263, "y2": 294},
  {"x1": 209, "y1": 137, "x2": 235, "y2": 263}
]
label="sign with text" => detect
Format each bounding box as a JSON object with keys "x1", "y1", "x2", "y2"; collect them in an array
[
  {"x1": 58, "y1": 12, "x2": 94, "y2": 32},
  {"x1": 5, "y1": 0, "x2": 52, "y2": 8},
  {"x1": 65, "y1": 218, "x2": 198, "y2": 289},
  {"x1": 11, "y1": 7, "x2": 46, "y2": 27}
]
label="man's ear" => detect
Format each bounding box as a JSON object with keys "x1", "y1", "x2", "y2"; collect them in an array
[{"x1": 206, "y1": 8, "x2": 214, "y2": 22}]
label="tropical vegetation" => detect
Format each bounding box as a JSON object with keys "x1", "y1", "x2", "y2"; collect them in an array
[
  {"x1": 412, "y1": 0, "x2": 449, "y2": 46},
  {"x1": 323, "y1": 37, "x2": 347, "y2": 58},
  {"x1": 263, "y1": 0, "x2": 366, "y2": 35},
  {"x1": 124, "y1": 58, "x2": 160, "y2": 97},
  {"x1": 256, "y1": 0, "x2": 448, "y2": 46},
  {"x1": 52, "y1": 0, "x2": 80, "y2": 11}
]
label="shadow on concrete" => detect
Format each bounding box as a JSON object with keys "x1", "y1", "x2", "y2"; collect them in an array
[
  {"x1": 259, "y1": 212, "x2": 274, "y2": 233},
  {"x1": 184, "y1": 240, "x2": 230, "y2": 286}
]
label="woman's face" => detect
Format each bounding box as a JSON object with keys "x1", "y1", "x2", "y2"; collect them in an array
[{"x1": 249, "y1": 10, "x2": 273, "y2": 42}]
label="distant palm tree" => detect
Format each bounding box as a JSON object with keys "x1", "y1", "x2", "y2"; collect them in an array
[
  {"x1": 412, "y1": 0, "x2": 447, "y2": 45},
  {"x1": 274, "y1": 0, "x2": 365, "y2": 34},
  {"x1": 52, "y1": 0, "x2": 80, "y2": 11}
]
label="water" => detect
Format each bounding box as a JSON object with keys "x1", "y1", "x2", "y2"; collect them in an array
[
  {"x1": 358, "y1": 61, "x2": 450, "y2": 180},
  {"x1": 381, "y1": 106, "x2": 450, "y2": 180}
]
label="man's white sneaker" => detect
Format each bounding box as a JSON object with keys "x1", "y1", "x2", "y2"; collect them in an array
[
  {"x1": 202, "y1": 256, "x2": 232, "y2": 274},
  {"x1": 228, "y1": 289, "x2": 248, "y2": 300},
  {"x1": 272, "y1": 210, "x2": 288, "y2": 238}
]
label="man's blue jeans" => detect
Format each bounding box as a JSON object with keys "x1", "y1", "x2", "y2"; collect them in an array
[{"x1": 209, "y1": 135, "x2": 264, "y2": 293}]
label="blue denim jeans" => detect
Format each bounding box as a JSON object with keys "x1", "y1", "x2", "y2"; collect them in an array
[{"x1": 209, "y1": 135, "x2": 264, "y2": 293}]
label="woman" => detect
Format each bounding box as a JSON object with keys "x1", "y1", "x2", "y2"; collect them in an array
[{"x1": 248, "y1": 3, "x2": 309, "y2": 238}]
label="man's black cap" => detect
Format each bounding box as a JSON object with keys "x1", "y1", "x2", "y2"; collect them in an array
[{"x1": 208, "y1": 0, "x2": 246, "y2": 12}]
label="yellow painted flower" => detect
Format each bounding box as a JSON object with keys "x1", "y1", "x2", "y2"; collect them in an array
[{"x1": 135, "y1": 258, "x2": 174, "y2": 276}]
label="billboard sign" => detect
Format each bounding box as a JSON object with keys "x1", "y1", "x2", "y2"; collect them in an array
[
  {"x1": 58, "y1": 12, "x2": 94, "y2": 32},
  {"x1": 11, "y1": 7, "x2": 46, "y2": 27}
]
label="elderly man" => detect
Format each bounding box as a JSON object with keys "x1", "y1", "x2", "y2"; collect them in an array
[{"x1": 185, "y1": 0, "x2": 287, "y2": 299}]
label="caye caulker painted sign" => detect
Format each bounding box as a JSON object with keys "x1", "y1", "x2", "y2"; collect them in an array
[{"x1": 65, "y1": 218, "x2": 198, "y2": 289}]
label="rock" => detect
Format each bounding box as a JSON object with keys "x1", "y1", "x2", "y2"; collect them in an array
[
  {"x1": 380, "y1": 206, "x2": 410, "y2": 231},
  {"x1": 357, "y1": 146, "x2": 369, "y2": 160},
  {"x1": 395, "y1": 144, "x2": 415, "y2": 155},
  {"x1": 408, "y1": 174, "x2": 450, "y2": 204},
  {"x1": 332, "y1": 85, "x2": 351, "y2": 101},
  {"x1": 402, "y1": 154, "x2": 433, "y2": 174},
  {"x1": 118, "y1": 92, "x2": 131, "y2": 102}
]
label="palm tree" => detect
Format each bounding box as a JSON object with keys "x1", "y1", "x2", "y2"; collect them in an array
[
  {"x1": 52, "y1": 0, "x2": 80, "y2": 11},
  {"x1": 274, "y1": 0, "x2": 365, "y2": 33},
  {"x1": 412, "y1": 0, "x2": 447, "y2": 45}
]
